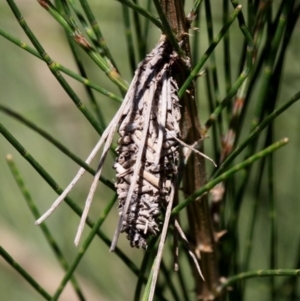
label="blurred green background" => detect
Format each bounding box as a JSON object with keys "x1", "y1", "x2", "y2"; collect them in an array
[{"x1": 1, "y1": 1, "x2": 300, "y2": 300}]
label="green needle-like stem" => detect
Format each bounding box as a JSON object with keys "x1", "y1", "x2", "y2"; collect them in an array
[
  {"x1": 6, "y1": 155, "x2": 86, "y2": 301},
  {"x1": 37, "y1": 0, "x2": 128, "y2": 93},
  {"x1": 173, "y1": 138, "x2": 288, "y2": 214},
  {"x1": 115, "y1": 0, "x2": 163, "y2": 31},
  {"x1": 0, "y1": 105, "x2": 114, "y2": 187},
  {"x1": 0, "y1": 246, "x2": 52, "y2": 300},
  {"x1": 50, "y1": 194, "x2": 117, "y2": 300},
  {"x1": 179, "y1": 4, "x2": 243, "y2": 98},
  {"x1": 78, "y1": 0, "x2": 119, "y2": 68},
  {"x1": 0, "y1": 27, "x2": 122, "y2": 102},
  {"x1": 6, "y1": 0, "x2": 107, "y2": 136},
  {"x1": 0, "y1": 122, "x2": 141, "y2": 279},
  {"x1": 217, "y1": 269, "x2": 300, "y2": 294},
  {"x1": 212, "y1": 90, "x2": 300, "y2": 179},
  {"x1": 122, "y1": 5, "x2": 137, "y2": 76}
]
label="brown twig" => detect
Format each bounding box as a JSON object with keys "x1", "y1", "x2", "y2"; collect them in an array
[{"x1": 161, "y1": 0, "x2": 220, "y2": 299}]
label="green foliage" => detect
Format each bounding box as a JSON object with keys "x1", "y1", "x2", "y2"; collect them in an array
[{"x1": 1, "y1": 1, "x2": 300, "y2": 300}]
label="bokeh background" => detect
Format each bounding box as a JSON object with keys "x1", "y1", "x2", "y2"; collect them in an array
[{"x1": 1, "y1": 1, "x2": 300, "y2": 300}]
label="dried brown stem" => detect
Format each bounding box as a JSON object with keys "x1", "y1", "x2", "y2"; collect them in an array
[{"x1": 161, "y1": 0, "x2": 220, "y2": 299}]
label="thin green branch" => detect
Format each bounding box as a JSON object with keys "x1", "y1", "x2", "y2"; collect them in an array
[
  {"x1": 0, "y1": 28, "x2": 122, "y2": 102},
  {"x1": 115, "y1": 0, "x2": 163, "y2": 31},
  {"x1": 191, "y1": 2, "x2": 201, "y2": 68},
  {"x1": 122, "y1": 4, "x2": 137, "y2": 76},
  {"x1": 0, "y1": 122, "x2": 140, "y2": 279},
  {"x1": 204, "y1": 0, "x2": 222, "y2": 134},
  {"x1": 267, "y1": 130, "x2": 277, "y2": 299},
  {"x1": 132, "y1": 0, "x2": 145, "y2": 61},
  {"x1": 190, "y1": 0, "x2": 204, "y2": 17},
  {"x1": 217, "y1": 269, "x2": 300, "y2": 293},
  {"x1": 0, "y1": 26, "x2": 122, "y2": 103},
  {"x1": 51, "y1": 194, "x2": 117, "y2": 301},
  {"x1": 223, "y1": 0, "x2": 232, "y2": 95},
  {"x1": 0, "y1": 109, "x2": 114, "y2": 188},
  {"x1": 242, "y1": 158, "x2": 265, "y2": 273},
  {"x1": 0, "y1": 246, "x2": 51, "y2": 300},
  {"x1": 78, "y1": 0, "x2": 118, "y2": 67},
  {"x1": 6, "y1": 155, "x2": 86, "y2": 301},
  {"x1": 56, "y1": 63, "x2": 122, "y2": 103},
  {"x1": 251, "y1": 0, "x2": 292, "y2": 130},
  {"x1": 172, "y1": 138, "x2": 288, "y2": 214},
  {"x1": 142, "y1": 0, "x2": 152, "y2": 54},
  {"x1": 212, "y1": 90, "x2": 300, "y2": 179},
  {"x1": 204, "y1": 4, "x2": 253, "y2": 131},
  {"x1": 205, "y1": 68, "x2": 220, "y2": 160},
  {"x1": 55, "y1": 0, "x2": 106, "y2": 129},
  {"x1": 6, "y1": 0, "x2": 107, "y2": 136},
  {"x1": 37, "y1": 0, "x2": 128, "y2": 93},
  {"x1": 179, "y1": 4, "x2": 243, "y2": 98},
  {"x1": 141, "y1": 259, "x2": 155, "y2": 301},
  {"x1": 134, "y1": 239, "x2": 156, "y2": 301}
]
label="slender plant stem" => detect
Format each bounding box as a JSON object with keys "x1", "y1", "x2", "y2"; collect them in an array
[
  {"x1": 6, "y1": 0, "x2": 107, "y2": 136},
  {"x1": 6, "y1": 155, "x2": 86, "y2": 301},
  {"x1": 267, "y1": 129, "x2": 277, "y2": 300},
  {"x1": 242, "y1": 158, "x2": 265, "y2": 273},
  {"x1": 251, "y1": 0, "x2": 292, "y2": 131},
  {"x1": 0, "y1": 123, "x2": 139, "y2": 278},
  {"x1": 217, "y1": 269, "x2": 300, "y2": 294},
  {"x1": 0, "y1": 105, "x2": 114, "y2": 187},
  {"x1": 56, "y1": 0, "x2": 106, "y2": 130},
  {"x1": 132, "y1": 0, "x2": 145, "y2": 61},
  {"x1": 122, "y1": 5, "x2": 137, "y2": 76},
  {"x1": 0, "y1": 28, "x2": 122, "y2": 103},
  {"x1": 134, "y1": 239, "x2": 156, "y2": 301},
  {"x1": 38, "y1": 0, "x2": 129, "y2": 93},
  {"x1": 115, "y1": 0, "x2": 163, "y2": 30},
  {"x1": 179, "y1": 4, "x2": 244, "y2": 98},
  {"x1": 50, "y1": 194, "x2": 117, "y2": 301},
  {"x1": 204, "y1": 0, "x2": 223, "y2": 135},
  {"x1": 173, "y1": 138, "x2": 288, "y2": 214},
  {"x1": 211, "y1": 90, "x2": 300, "y2": 179},
  {"x1": 78, "y1": 0, "x2": 118, "y2": 68},
  {"x1": 223, "y1": 0, "x2": 232, "y2": 95},
  {"x1": 204, "y1": 4, "x2": 253, "y2": 131},
  {"x1": 0, "y1": 246, "x2": 51, "y2": 300},
  {"x1": 142, "y1": 0, "x2": 152, "y2": 54},
  {"x1": 205, "y1": 69, "x2": 219, "y2": 161},
  {"x1": 190, "y1": 0, "x2": 204, "y2": 16}
]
